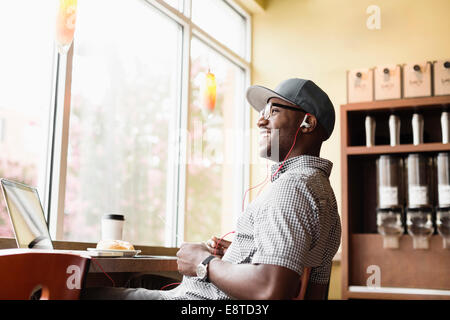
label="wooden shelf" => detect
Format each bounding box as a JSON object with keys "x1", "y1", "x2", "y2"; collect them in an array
[
  {"x1": 343, "y1": 234, "x2": 450, "y2": 300},
  {"x1": 340, "y1": 95, "x2": 450, "y2": 300},
  {"x1": 346, "y1": 288, "x2": 450, "y2": 300},
  {"x1": 346, "y1": 142, "x2": 450, "y2": 155},
  {"x1": 342, "y1": 95, "x2": 450, "y2": 112},
  {"x1": 342, "y1": 96, "x2": 450, "y2": 150}
]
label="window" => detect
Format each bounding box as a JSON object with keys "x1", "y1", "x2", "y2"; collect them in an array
[
  {"x1": 1, "y1": 0, "x2": 250, "y2": 247},
  {"x1": 163, "y1": 0, "x2": 183, "y2": 11},
  {"x1": 192, "y1": 0, "x2": 247, "y2": 58},
  {"x1": 184, "y1": 37, "x2": 246, "y2": 242},
  {"x1": 63, "y1": 0, "x2": 182, "y2": 245},
  {"x1": 0, "y1": 0, "x2": 56, "y2": 237}
]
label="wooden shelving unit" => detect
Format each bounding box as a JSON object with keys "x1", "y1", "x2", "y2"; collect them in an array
[
  {"x1": 346, "y1": 142, "x2": 450, "y2": 155},
  {"x1": 341, "y1": 95, "x2": 450, "y2": 300}
]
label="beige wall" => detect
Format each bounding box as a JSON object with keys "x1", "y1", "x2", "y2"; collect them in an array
[{"x1": 249, "y1": 0, "x2": 450, "y2": 299}]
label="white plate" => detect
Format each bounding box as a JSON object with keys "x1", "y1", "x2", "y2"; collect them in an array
[{"x1": 87, "y1": 248, "x2": 141, "y2": 257}]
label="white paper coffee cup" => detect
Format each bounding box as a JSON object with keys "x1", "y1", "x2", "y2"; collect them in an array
[{"x1": 101, "y1": 214, "x2": 125, "y2": 240}]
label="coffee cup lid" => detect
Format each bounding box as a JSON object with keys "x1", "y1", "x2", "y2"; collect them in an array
[{"x1": 102, "y1": 214, "x2": 125, "y2": 221}]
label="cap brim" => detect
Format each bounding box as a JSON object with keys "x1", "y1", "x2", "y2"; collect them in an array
[{"x1": 246, "y1": 85, "x2": 297, "y2": 112}]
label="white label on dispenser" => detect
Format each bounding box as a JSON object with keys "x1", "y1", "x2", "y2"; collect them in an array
[
  {"x1": 438, "y1": 184, "x2": 450, "y2": 206},
  {"x1": 379, "y1": 186, "x2": 398, "y2": 207},
  {"x1": 409, "y1": 186, "x2": 428, "y2": 206}
]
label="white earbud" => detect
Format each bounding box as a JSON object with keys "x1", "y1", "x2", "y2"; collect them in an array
[{"x1": 300, "y1": 114, "x2": 311, "y2": 128}]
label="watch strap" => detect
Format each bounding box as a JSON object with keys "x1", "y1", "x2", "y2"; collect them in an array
[
  {"x1": 202, "y1": 255, "x2": 216, "y2": 266},
  {"x1": 201, "y1": 255, "x2": 216, "y2": 282}
]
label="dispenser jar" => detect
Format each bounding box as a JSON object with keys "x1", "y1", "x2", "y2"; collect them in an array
[
  {"x1": 376, "y1": 155, "x2": 404, "y2": 209},
  {"x1": 437, "y1": 152, "x2": 450, "y2": 207},
  {"x1": 436, "y1": 207, "x2": 450, "y2": 249},
  {"x1": 405, "y1": 153, "x2": 433, "y2": 208},
  {"x1": 406, "y1": 207, "x2": 434, "y2": 249},
  {"x1": 436, "y1": 152, "x2": 450, "y2": 248},
  {"x1": 405, "y1": 153, "x2": 434, "y2": 249},
  {"x1": 376, "y1": 155, "x2": 404, "y2": 248},
  {"x1": 376, "y1": 207, "x2": 403, "y2": 249}
]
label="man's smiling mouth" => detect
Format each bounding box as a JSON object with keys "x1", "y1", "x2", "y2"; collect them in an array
[{"x1": 260, "y1": 130, "x2": 270, "y2": 138}]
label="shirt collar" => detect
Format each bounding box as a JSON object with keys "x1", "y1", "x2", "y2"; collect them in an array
[{"x1": 270, "y1": 154, "x2": 333, "y2": 182}]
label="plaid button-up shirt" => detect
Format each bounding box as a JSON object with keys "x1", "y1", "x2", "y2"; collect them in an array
[{"x1": 161, "y1": 155, "x2": 341, "y2": 300}]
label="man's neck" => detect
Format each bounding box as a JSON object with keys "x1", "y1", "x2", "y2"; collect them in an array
[{"x1": 282, "y1": 144, "x2": 321, "y2": 161}]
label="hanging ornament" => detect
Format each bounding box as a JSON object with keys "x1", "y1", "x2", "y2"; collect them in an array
[
  {"x1": 201, "y1": 70, "x2": 217, "y2": 113},
  {"x1": 56, "y1": 0, "x2": 78, "y2": 54}
]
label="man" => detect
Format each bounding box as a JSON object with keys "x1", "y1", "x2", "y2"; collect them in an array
[{"x1": 81, "y1": 78, "x2": 341, "y2": 300}]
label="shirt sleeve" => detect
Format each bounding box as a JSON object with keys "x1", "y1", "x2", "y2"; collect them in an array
[{"x1": 251, "y1": 176, "x2": 318, "y2": 276}]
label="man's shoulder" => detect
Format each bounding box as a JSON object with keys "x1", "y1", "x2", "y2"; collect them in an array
[
  {"x1": 268, "y1": 173, "x2": 319, "y2": 208},
  {"x1": 271, "y1": 167, "x2": 335, "y2": 207},
  {"x1": 272, "y1": 172, "x2": 308, "y2": 193},
  {"x1": 276, "y1": 166, "x2": 329, "y2": 189}
]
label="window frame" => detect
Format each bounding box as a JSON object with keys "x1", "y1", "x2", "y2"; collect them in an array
[{"x1": 46, "y1": 0, "x2": 251, "y2": 247}]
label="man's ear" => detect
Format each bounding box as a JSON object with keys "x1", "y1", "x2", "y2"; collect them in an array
[
  {"x1": 300, "y1": 113, "x2": 311, "y2": 128},
  {"x1": 300, "y1": 113, "x2": 317, "y2": 133}
]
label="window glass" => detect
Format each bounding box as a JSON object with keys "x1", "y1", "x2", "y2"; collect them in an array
[
  {"x1": 184, "y1": 37, "x2": 245, "y2": 242},
  {"x1": 0, "y1": 0, "x2": 56, "y2": 237},
  {"x1": 64, "y1": 0, "x2": 181, "y2": 245},
  {"x1": 163, "y1": 0, "x2": 183, "y2": 11},
  {"x1": 192, "y1": 0, "x2": 247, "y2": 57}
]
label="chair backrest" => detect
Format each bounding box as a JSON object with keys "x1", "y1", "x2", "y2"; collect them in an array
[
  {"x1": 293, "y1": 267, "x2": 330, "y2": 300},
  {"x1": 0, "y1": 250, "x2": 90, "y2": 300}
]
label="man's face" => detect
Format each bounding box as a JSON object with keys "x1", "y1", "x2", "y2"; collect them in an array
[{"x1": 257, "y1": 97, "x2": 306, "y2": 161}]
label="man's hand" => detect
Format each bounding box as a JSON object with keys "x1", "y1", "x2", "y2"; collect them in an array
[
  {"x1": 205, "y1": 236, "x2": 232, "y2": 257},
  {"x1": 176, "y1": 242, "x2": 212, "y2": 277}
]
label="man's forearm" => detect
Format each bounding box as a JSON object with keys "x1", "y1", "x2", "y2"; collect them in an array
[
  {"x1": 175, "y1": 242, "x2": 300, "y2": 299},
  {"x1": 207, "y1": 258, "x2": 281, "y2": 300}
]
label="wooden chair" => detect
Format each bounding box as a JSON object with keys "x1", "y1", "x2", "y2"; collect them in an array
[
  {"x1": 293, "y1": 267, "x2": 330, "y2": 300},
  {"x1": 0, "y1": 250, "x2": 90, "y2": 300}
]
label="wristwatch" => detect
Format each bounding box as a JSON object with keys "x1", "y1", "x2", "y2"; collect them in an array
[{"x1": 196, "y1": 255, "x2": 216, "y2": 281}]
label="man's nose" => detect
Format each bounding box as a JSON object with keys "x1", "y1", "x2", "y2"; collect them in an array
[{"x1": 257, "y1": 113, "x2": 268, "y2": 127}]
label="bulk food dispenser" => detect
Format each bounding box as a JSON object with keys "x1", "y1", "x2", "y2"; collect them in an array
[
  {"x1": 376, "y1": 155, "x2": 404, "y2": 249},
  {"x1": 405, "y1": 154, "x2": 434, "y2": 249},
  {"x1": 436, "y1": 152, "x2": 450, "y2": 249}
]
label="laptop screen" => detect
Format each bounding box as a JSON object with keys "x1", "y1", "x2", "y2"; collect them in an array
[{"x1": 0, "y1": 179, "x2": 53, "y2": 249}]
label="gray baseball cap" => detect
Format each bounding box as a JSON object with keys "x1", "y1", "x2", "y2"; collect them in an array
[{"x1": 246, "y1": 78, "x2": 335, "y2": 140}]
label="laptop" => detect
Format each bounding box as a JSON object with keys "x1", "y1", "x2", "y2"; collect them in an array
[{"x1": 0, "y1": 178, "x2": 122, "y2": 257}]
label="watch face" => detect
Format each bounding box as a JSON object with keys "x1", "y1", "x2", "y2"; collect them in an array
[{"x1": 196, "y1": 264, "x2": 207, "y2": 279}]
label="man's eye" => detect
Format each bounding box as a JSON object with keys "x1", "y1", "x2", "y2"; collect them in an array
[{"x1": 271, "y1": 109, "x2": 279, "y2": 114}]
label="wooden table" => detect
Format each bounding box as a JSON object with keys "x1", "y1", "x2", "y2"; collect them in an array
[
  {"x1": 0, "y1": 241, "x2": 182, "y2": 289},
  {"x1": 88, "y1": 256, "x2": 177, "y2": 273},
  {"x1": 86, "y1": 255, "x2": 181, "y2": 288}
]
